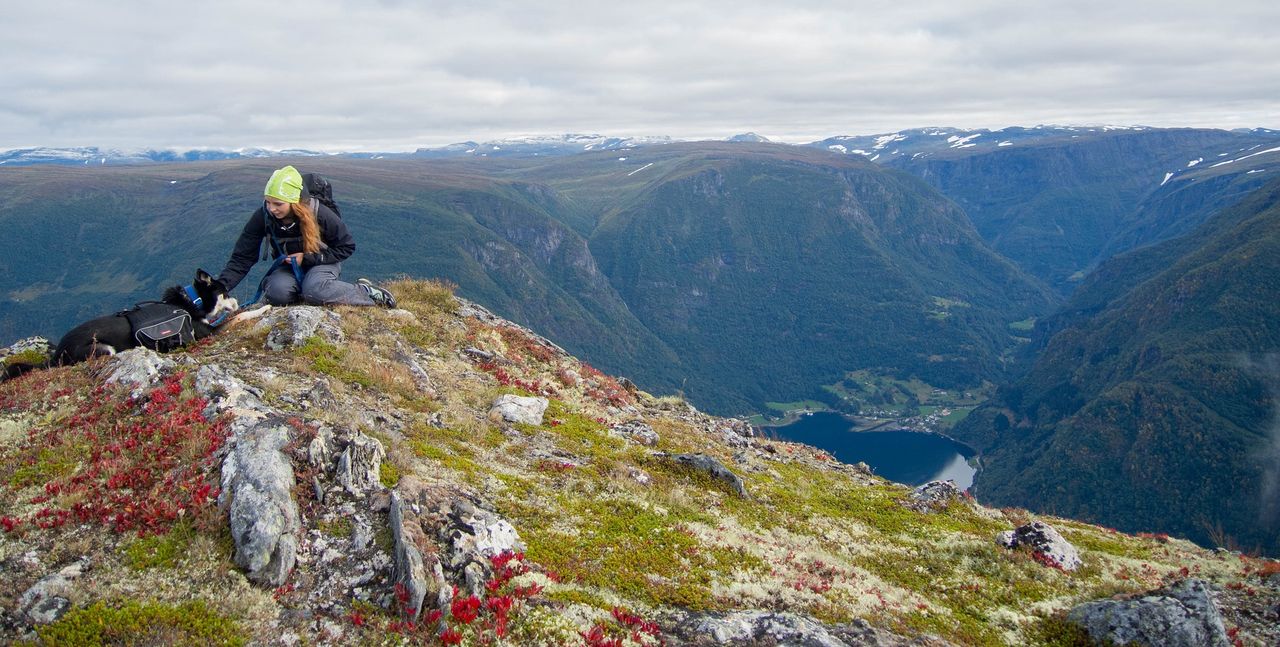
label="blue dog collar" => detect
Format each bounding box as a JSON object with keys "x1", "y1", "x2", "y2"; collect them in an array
[{"x1": 183, "y1": 284, "x2": 203, "y2": 309}]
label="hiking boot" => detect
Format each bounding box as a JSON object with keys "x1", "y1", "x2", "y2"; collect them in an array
[{"x1": 358, "y1": 278, "x2": 397, "y2": 308}]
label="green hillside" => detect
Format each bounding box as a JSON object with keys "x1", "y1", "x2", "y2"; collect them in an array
[
  {"x1": 0, "y1": 160, "x2": 684, "y2": 395},
  {"x1": 577, "y1": 145, "x2": 1055, "y2": 412},
  {"x1": 953, "y1": 177, "x2": 1280, "y2": 554}
]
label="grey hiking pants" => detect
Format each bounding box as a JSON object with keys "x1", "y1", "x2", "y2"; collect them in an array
[{"x1": 264, "y1": 262, "x2": 375, "y2": 307}]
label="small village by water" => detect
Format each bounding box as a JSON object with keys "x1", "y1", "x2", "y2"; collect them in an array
[
  {"x1": 764, "y1": 411, "x2": 979, "y2": 490},
  {"x1": 754, "y1": 372, "x2": 984, "y2": 489}
]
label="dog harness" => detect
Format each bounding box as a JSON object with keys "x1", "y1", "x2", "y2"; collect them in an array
[{"x1": 123, "y1": 303, "x2": 196, "y2": 352}]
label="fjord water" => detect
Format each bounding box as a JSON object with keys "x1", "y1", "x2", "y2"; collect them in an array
[{"x1": 768, "y1": 412, "x2": 977, "y2": 489}]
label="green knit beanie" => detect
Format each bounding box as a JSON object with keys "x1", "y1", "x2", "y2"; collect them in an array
[{"x1": 264, "y1": 166, "x2": 304, "y2": 204}]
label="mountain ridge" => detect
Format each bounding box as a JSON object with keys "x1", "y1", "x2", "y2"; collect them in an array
[{"x1": 9, "y1": 125, "x2": 1276, "y2": 166}]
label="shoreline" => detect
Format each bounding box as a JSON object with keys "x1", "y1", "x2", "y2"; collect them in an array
[{"x1": 757, "y1": 410, "x2": 980, "y2": 457}]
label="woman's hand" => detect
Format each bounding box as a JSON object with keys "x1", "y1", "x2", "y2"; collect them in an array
[{"x1": 284, "y1": 253, "x2": 304, "y2": 266}]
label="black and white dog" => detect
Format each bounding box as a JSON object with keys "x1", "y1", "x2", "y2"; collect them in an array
[{"x1": 3, "y1": 269, "x2": 238, "y2": 380}]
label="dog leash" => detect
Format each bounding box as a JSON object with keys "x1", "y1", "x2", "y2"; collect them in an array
[{"x1": 241, "y1": 255, "x2": 306, "y2": 308}]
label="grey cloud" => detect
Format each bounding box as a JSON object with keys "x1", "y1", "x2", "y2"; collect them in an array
[{"x1": 2, "y1": 0, "x2": 1277, "y2": 150}]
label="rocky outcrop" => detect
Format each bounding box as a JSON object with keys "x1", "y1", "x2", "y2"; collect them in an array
[
  {"x1": 194, "y1": 359, "x2": 303, "y2": 588},
  {"x1": 675, "y1": 611, "x2": 954, "y2": 646},
  {"x1": 661, "y1": 452, "x2": 749, "y2": 498},
  {"x1": 195, "y1": 363, "x2": 271, "y2": 417},
  {"x1": 389, "y1": 477, "x2": 525, "y2": 619},
  {"x1": 996, "y1": 521, "x2": 1082, "y2": 571},
  {"x1": 1067, "y1": 578, "x2": 1229, "y2": 647},
  {"x1": 393, "y1": 339, "x2": 437, "y2": 396},
  {"x1": 333, "y1": 431, "x2": 386, "y2": 497},
  {"x1": 103, "y1": 348, "x2": 175, "y2": 398},
  {"x1": 219, "y1": 414, "x2": 301, "y2": 587},
  {"x1": 0, "y1": 336, "x2": 50, "y2": 363},
  {"x1": 489, "y1": 394, "x2": 548, "y2": 426},
  {"x1": 258, "y1": 306, "x2": 344, "y2": 350},
  {"x1": 714, "y1": 418, "x2": 756, "y2": 448},
  {"x1": 905, "y1": 480, "x2": 966, "y2": 513},
  {"x1": 610, "y1": 419, "x2": 660, "y2": 445},
  {"x1": 16, "y1": 560, "x2": 85, "y2": 625}
]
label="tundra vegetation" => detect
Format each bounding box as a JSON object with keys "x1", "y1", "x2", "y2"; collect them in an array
[{"x1": 1, "y1": 279, "x2": 1276, "y2": 646}]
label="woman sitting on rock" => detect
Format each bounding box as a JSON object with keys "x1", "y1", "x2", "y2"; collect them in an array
[{"x1": 217, "y1": 165, "x2": 396, "y2": 308}]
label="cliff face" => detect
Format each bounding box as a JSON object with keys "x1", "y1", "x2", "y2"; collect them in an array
[{"x1": 1, "y1": 281, "x2": 1277, "y2": 646}]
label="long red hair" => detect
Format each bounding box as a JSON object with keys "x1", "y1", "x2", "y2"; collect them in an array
[{"x1": 290, "y1": 200, "x2": 321, "y2": 254}]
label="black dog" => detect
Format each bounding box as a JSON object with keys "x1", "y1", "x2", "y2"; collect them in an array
[{"x1": 3, "y1": 269, "x2": 238, "y2": 380}]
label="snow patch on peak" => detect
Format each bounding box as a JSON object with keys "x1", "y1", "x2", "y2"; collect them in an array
[{"x1": 873, "y1": 134, "x2": 906, "y2": 150}]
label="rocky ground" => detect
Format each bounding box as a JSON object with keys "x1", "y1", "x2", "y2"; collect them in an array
[{"x1": 1, "y1": 279, "x2": 1278, "y2": 646}]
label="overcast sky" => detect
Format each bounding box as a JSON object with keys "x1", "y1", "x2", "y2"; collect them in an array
[{"x1": 2, "y1": 0, "x2": 1277, "y2": 152}]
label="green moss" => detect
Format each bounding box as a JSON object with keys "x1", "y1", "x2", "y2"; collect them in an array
[
  {"x1": 1023, "y1": 612, "x2": 1098, "y2": 647},
  {"x1": 295, "y1": 337, "x2": 373, "y2": 387},
  {"x1": 396, "y1": 324, "x2": 438, "y2": 351},
  {"x1": 124, "y1": 521, "x2": 196, "y2": 570},
  {"x1": 379, "y1": 461, "x2": 402, "y2": 488},
  {"x1": 544, "y1": 588, "x2": 612, "y2": 610},
  {"x1": 374, "y1": 523, "x2": 395, "y2": 554},
  {"x1": 409, "y1": 440, "x2": 450, "y2": 462},
  {"x1": 3, "y1": 348, "x2": 49, "y2": 367},
  {"x1": 506, "y1": 400, "x2": 631, "y2": 478},
  {"x1": 523, "y1": 497, "x2": 731, "y2": 610},
  {"x1": 917, "y1": 501, "x2": 1012, "y2": 538},
  {"x1": 318, "y1": 516, "x2": 354, "y2": 538},
  {"x1": 1059, "y1": 527, "x2": 1155, "y2": 561},
  {"x1": 899, "y1": 609, "x2": 1001, "y2": 647},
  {"x1": 10, "y1": 442, "x2": 88, "y2": 487},
  {"x1": 29, "y1": 599, "x2": 244, "y2": 646},
  {"x1": 745, "y1": 463, "x2": 923, "y2": 537},
  {"x1": 406, "y1": 425, "x2": 482, "y2": 478}
]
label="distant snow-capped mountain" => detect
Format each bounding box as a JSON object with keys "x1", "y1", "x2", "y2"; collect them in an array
[
  {"x1": 407, "y1": 133, "x2": 676, "y2": 158},
  {"x1": 6, "y1": 127, "x2": 1278, "y2": 167},
  {"x1": 805, "y1": 125, "x2": 1157, "y2": 161},
  {"x1": 805, "y1": 125, "x2": 1280, "y2": 162},
  {"x1": 0, "y1": 146, "x2": 326, "y2": 166}
]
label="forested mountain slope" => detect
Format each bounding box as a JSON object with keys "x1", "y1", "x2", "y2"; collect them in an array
[{"x1": 953, "y1": 177, "x2": 1280, "y2": 554}]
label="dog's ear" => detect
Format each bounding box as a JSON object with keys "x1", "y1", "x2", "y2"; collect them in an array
[{"x1": 195, "y1": 269, "x2": 213, "y2": 285}]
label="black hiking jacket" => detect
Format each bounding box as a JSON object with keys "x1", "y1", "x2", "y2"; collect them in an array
[{"x1": 217, "y1": 201, "x2": 355, "y2": 291}]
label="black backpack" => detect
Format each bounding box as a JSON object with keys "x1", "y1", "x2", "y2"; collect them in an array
[
  {"x1": 123, "y1": 302, "x2": 196, "y2": 352},
  {"x1": 302, "y1": 172, "x2": 340, "y2": 218}
]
